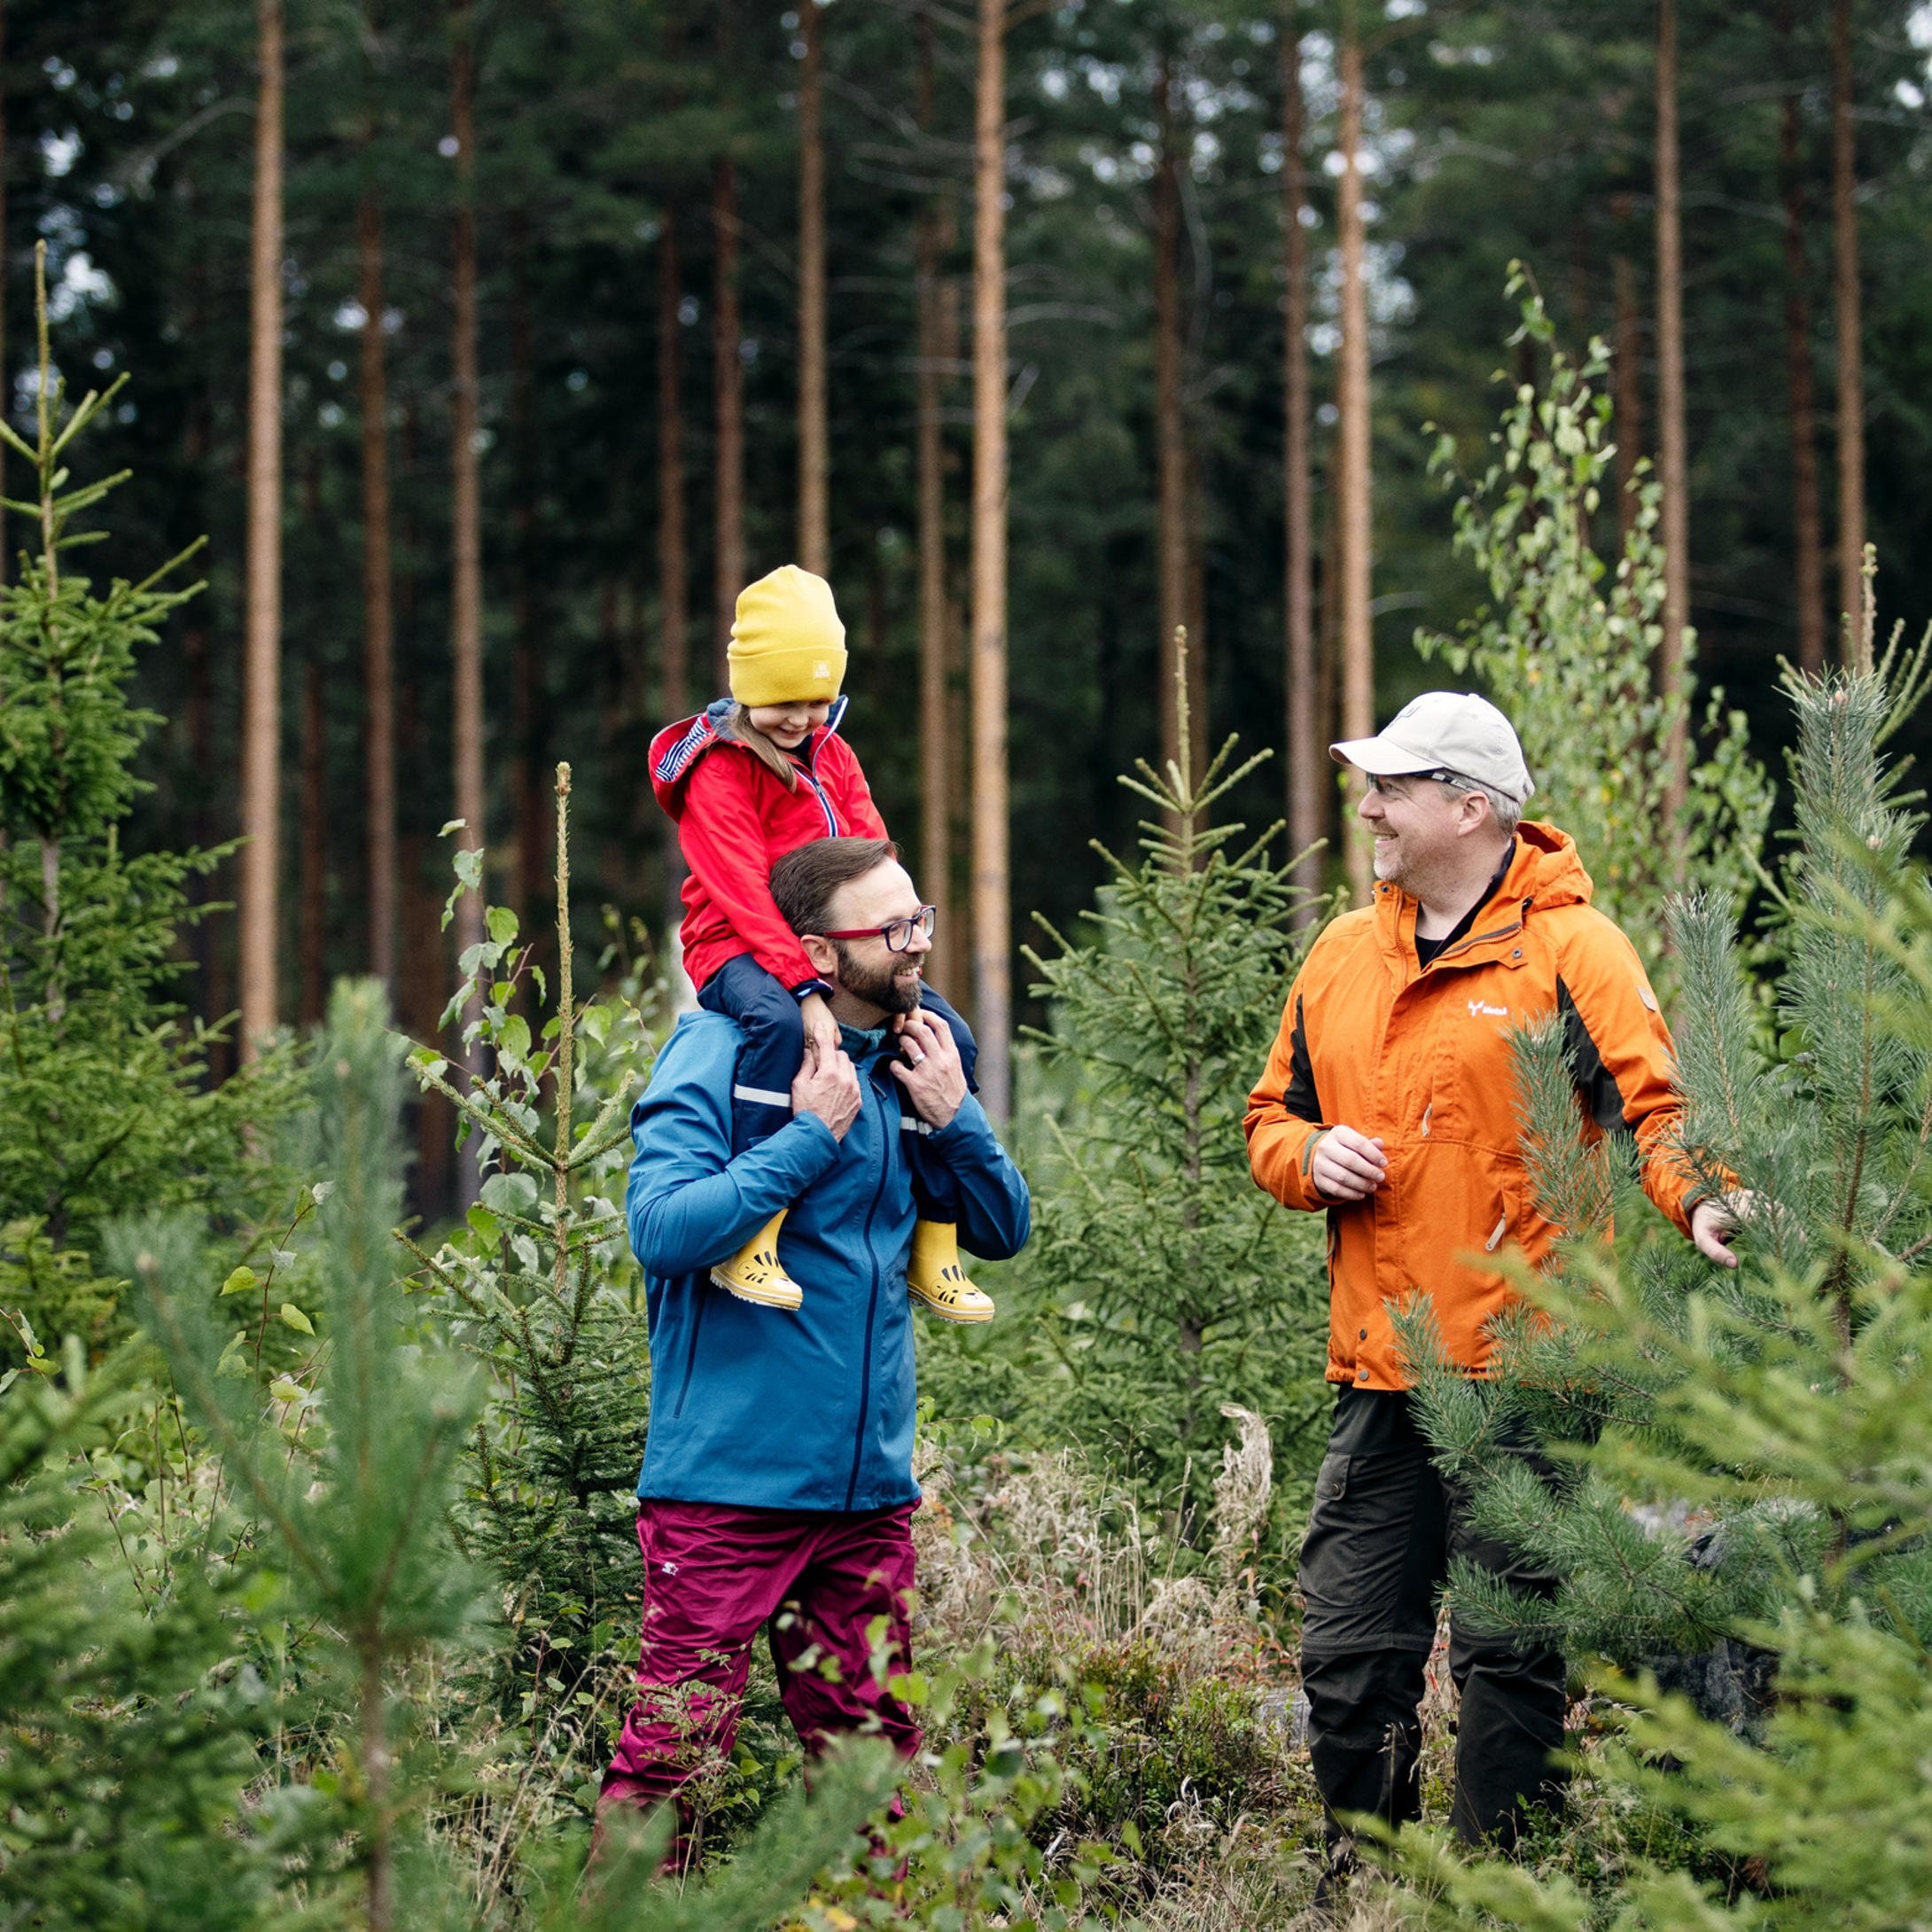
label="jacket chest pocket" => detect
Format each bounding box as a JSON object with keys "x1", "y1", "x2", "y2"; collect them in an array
[{"x1": 1420, "y1": 986, "x2": 1530, "y2": 1151}]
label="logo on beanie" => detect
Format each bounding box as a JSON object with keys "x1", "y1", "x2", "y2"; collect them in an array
[{"x1": 814, "y1": 661, "x2": 830, "y2": 681}]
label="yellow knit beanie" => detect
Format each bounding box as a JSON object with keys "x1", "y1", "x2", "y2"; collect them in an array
[{"x1": 726, "y1": 565, "x2": 847, "y2": 707}]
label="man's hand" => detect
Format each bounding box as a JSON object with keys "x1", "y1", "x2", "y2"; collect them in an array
[
  {"x1": 1690, "y1": 1190, "x2": 1752, "y2": 1269},
  {"x1": 792, "y1": 1043, "x2": 861, "y2": 1141},
  {"x1": 799, "y1": 992, "x2": 839, "y2": 1069},
  {"x1": 890, "y1": 1008, "x2": 967, "y2": 1131},
  {"x1": 1309, "y1": 1124, "x2": 1388, "y2": 1202}
]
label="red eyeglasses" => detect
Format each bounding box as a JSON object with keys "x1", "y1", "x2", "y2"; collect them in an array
[{"x1": 818, "y1": 905, "x2": 937, "y2": 953}]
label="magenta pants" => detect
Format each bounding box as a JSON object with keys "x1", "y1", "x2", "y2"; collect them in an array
[{"x1": 599, "y1": 1498, "x2": 923, "y2": 1828}]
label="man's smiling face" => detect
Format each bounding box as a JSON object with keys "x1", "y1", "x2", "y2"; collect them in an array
[
  {"x1": 1356, "y1": 773, "x2": 1468, "y2": 895},
  {"x1": 819, "y1": 861, "x2": 930, "y2": 1022}
]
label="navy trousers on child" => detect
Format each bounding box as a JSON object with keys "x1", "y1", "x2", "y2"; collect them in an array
[{"x1": 697, "y1": 954, "x2": 976, "y2": 1223}]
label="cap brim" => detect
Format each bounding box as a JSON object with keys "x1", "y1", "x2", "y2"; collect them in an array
[{"x1": 1328, "y1": 734, "x2": 1439, "y2": 776}]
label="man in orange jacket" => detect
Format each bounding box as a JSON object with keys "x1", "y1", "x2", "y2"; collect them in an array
[{"x1": 1245, "y1": 692, "x2": 1740, "y2": 1896}]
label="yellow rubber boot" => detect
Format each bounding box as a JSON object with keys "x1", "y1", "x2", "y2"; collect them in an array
[
  {"x1": 710, "y1": 1210, "x2": 804, "y2": 1312},
  {"x1": 907, "y1": 1219, "x2": 995, "y2": 1323}
]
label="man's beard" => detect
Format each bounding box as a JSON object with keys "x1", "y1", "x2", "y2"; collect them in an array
[{"x1": 831, "y1": 941, "x2": 923, "y2": 1017}]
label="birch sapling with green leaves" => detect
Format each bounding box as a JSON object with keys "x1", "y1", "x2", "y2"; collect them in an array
[{"x1": 404, "y1": 764, "x2": 660, "y2": 1733}]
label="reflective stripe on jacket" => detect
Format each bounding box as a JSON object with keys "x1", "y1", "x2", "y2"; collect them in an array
[
  {"x1": 650, "y1": 698, "x2": 890, "y2": 994},
  {"x1": 627, "y1": 1011, "x2": 1031, "y2": 1512},
  {"x1": 1244, "y1": 822, "x2": 1695, "y2": 1391}
]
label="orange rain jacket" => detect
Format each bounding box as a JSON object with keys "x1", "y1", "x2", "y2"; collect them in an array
[{"x1": 1244, "y1": 822, "x2": 1701, "y2": 1391}]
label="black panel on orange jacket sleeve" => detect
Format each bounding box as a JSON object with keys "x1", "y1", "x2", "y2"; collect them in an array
[
  {"x1": 1283, "y1": 994, "x2": 1323, "y2": 1125},
  {"x1": 1556, "y1": 977, "x2": 1629, "y2": 1135}
]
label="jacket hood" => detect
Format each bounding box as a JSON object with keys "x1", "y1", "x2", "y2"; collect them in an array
[
  {"x1": 1501, "y1": 821, "x2": 1593, "y2": 912},
  {"x1": 1372, "y1": 819, "x2": 1593, "y2": 954},
  {"x1": 648, "y1": 695, "x2": 850, "y2": 817}
]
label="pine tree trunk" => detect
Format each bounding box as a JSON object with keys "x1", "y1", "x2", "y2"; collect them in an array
[
  {"x1": 360, "y1": 1642, "x2": 393, "y2": 1932},
  {"x1": 357, "y1": 167, "x2": 398, "y2": 989},
  {"x1": 947, "y1": 585, "x2": 971, "y2": 978},
  {"x1": 599, "y1": 575, "x2": 634, "y2": 900},
  {"x1": 1282, "y1": 12, "x2": 1318, "y2": 917},
  {"x1": 798, "y1": 0, "x2": 829, "y2": 576},
  {"x1": 915, "y1": 3, "x2": 954, "y2": 991},
  {"x1": 1335, "y1": 9, "x2": 1373, "y2": 904},
  {"x1": 970, "y1": 0, "x2": 1011, "y2": 1121},
  {"x1": 182, "y1": 260, "x2": 228, "y2": 1071},
  {"x1": 448, "y1": 0, "x2": 487, "y2": 1095},
  {"x1": 183, "y1": 599, "x2": 224, "y2": 1070},
  {"x1": 713, "y1": 156, "x2": 745, "y2": 681},
  {"x1": 1610, "y1": 193, "x2": 1644, "y2": 552},
  {"x1": 1779, "y1": 0, "x2": 1827, "y2": 675},
  {"x1": 396, "y1": 399, "x2": 454, "y2": 1216},
  {"x1": 657, "y1": 204, "x2": 690, "y2": 948},
  {"x1": 397, "y1": 669, "x2": 455, "y2": 1219},
  {"x1": 300, "y1": 646, "x2": 326, "y2": 1027},
  {"x1": 1654, "y1": 0, "x2": 1690, "y2": 850},
  {"x1": 239, "y1": 0, "x2": 284, "y2": 1055},
  {"x1": 1315, "y1": 449, "x2": 1339, "y2": 856},
  {"x1": 509, "y1": 210, "x2": 548, "y2": 947},
  {"x1": 1155, "y1": 48, "x2": 1188, "y2": 793},
  {"x1": 1830, "y1": 0, "x2": 1865, "y2": 655},
  {"x1": 1185, "y1": 442, "x2": 1209, "y2": 782},
  {"x1": 1568, "y1": 211, "x2": 1592, "y2": 345}
]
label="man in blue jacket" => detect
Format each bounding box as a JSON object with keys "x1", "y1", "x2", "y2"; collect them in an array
[{"x1": 599, "y1": 836, "x2": 1030, "y2": 1852}]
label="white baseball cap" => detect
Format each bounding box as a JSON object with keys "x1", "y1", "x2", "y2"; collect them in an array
[{"x1": 1330, "y1": 691, "x2": 1535, "y2": 803}]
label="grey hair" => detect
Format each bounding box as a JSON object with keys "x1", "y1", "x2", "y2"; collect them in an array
[{"x1": 1437, "y1": 773, "x2": 1523, "y2": 837}]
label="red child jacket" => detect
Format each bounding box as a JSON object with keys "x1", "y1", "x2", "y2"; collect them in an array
[{"x1": 650, "y1": 698, "x2": 890, "y2": 994}]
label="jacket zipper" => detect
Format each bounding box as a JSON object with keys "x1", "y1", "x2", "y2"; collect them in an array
[
  {"x1": 787, "y1": 752, "x2": 841, "y2": 837},
  {"x1": 799, "y1": 767, "x2": 839, "y2": 837},
  {"x1": 844, "y1": 1067, "x2": 892, "y2": 1510},
  {"x1": 791, "y1": 733, "x2": 844, "y2": 838},
  {"x1": 1414, "y1": 911, "x2": 1527, "y2": 977}
]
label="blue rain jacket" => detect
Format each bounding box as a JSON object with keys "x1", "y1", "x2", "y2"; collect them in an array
[{"x1": 627, "y1": 1011, "x2": 1031, "y2": 1512}]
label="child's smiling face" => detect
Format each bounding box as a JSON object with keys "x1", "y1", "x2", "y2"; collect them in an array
[{"x1": 748, "y1": 700, "x2": 831, "y2": 750}]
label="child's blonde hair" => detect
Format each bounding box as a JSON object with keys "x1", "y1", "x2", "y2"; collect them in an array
[{"x1": 719, "y1": 703, "x2": 799, "y2": 791}]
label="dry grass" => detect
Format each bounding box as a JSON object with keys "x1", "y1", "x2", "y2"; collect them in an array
[
  {"x1": 911, "y1": 1405, "x2": 1283, "y2": 1671},
  {"x1": 1126, "y1": 1824, "x2": 1422, "y2": 1932}
]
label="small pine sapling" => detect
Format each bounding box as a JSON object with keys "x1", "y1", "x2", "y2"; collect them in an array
[
  {"x1": 0, "y1": 1344, "x2": 288, "y2": 1928},
  {"x1": 135, "y1": 980, "x2": 485, "y2": 1932},
  {"x1": 0, "y1": 243, "x2": 296, "y2": 1371},
  {"x1": 1013, "y1": 641, "x2": 1330, "y2": 1544}
]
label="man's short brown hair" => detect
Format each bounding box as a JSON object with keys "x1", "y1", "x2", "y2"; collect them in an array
[{"x1": 770, "y1": 837, "x2": 898, "y2": 938}]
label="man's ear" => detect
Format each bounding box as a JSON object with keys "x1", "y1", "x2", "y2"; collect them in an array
[{"x1": 800, "y1": 932, "x2": 838, "y2": 979}]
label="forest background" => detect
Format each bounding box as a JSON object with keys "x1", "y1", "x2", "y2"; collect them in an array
[
  {"x1": 10, "y1": 1, "x2": 1932, "y2": 1926},
  {"x1": 21, "y1": 0, "x2": 1932, "y2": 1181}
]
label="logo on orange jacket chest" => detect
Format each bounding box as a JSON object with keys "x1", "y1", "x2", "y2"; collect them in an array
[{"x1": 1467, "y1": 999, "x2": 1509, "y2": 1019}]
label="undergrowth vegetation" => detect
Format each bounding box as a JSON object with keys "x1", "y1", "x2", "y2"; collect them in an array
[{"x1": 12, "y1": 278, "x2": 1932, "y2": 1931}]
